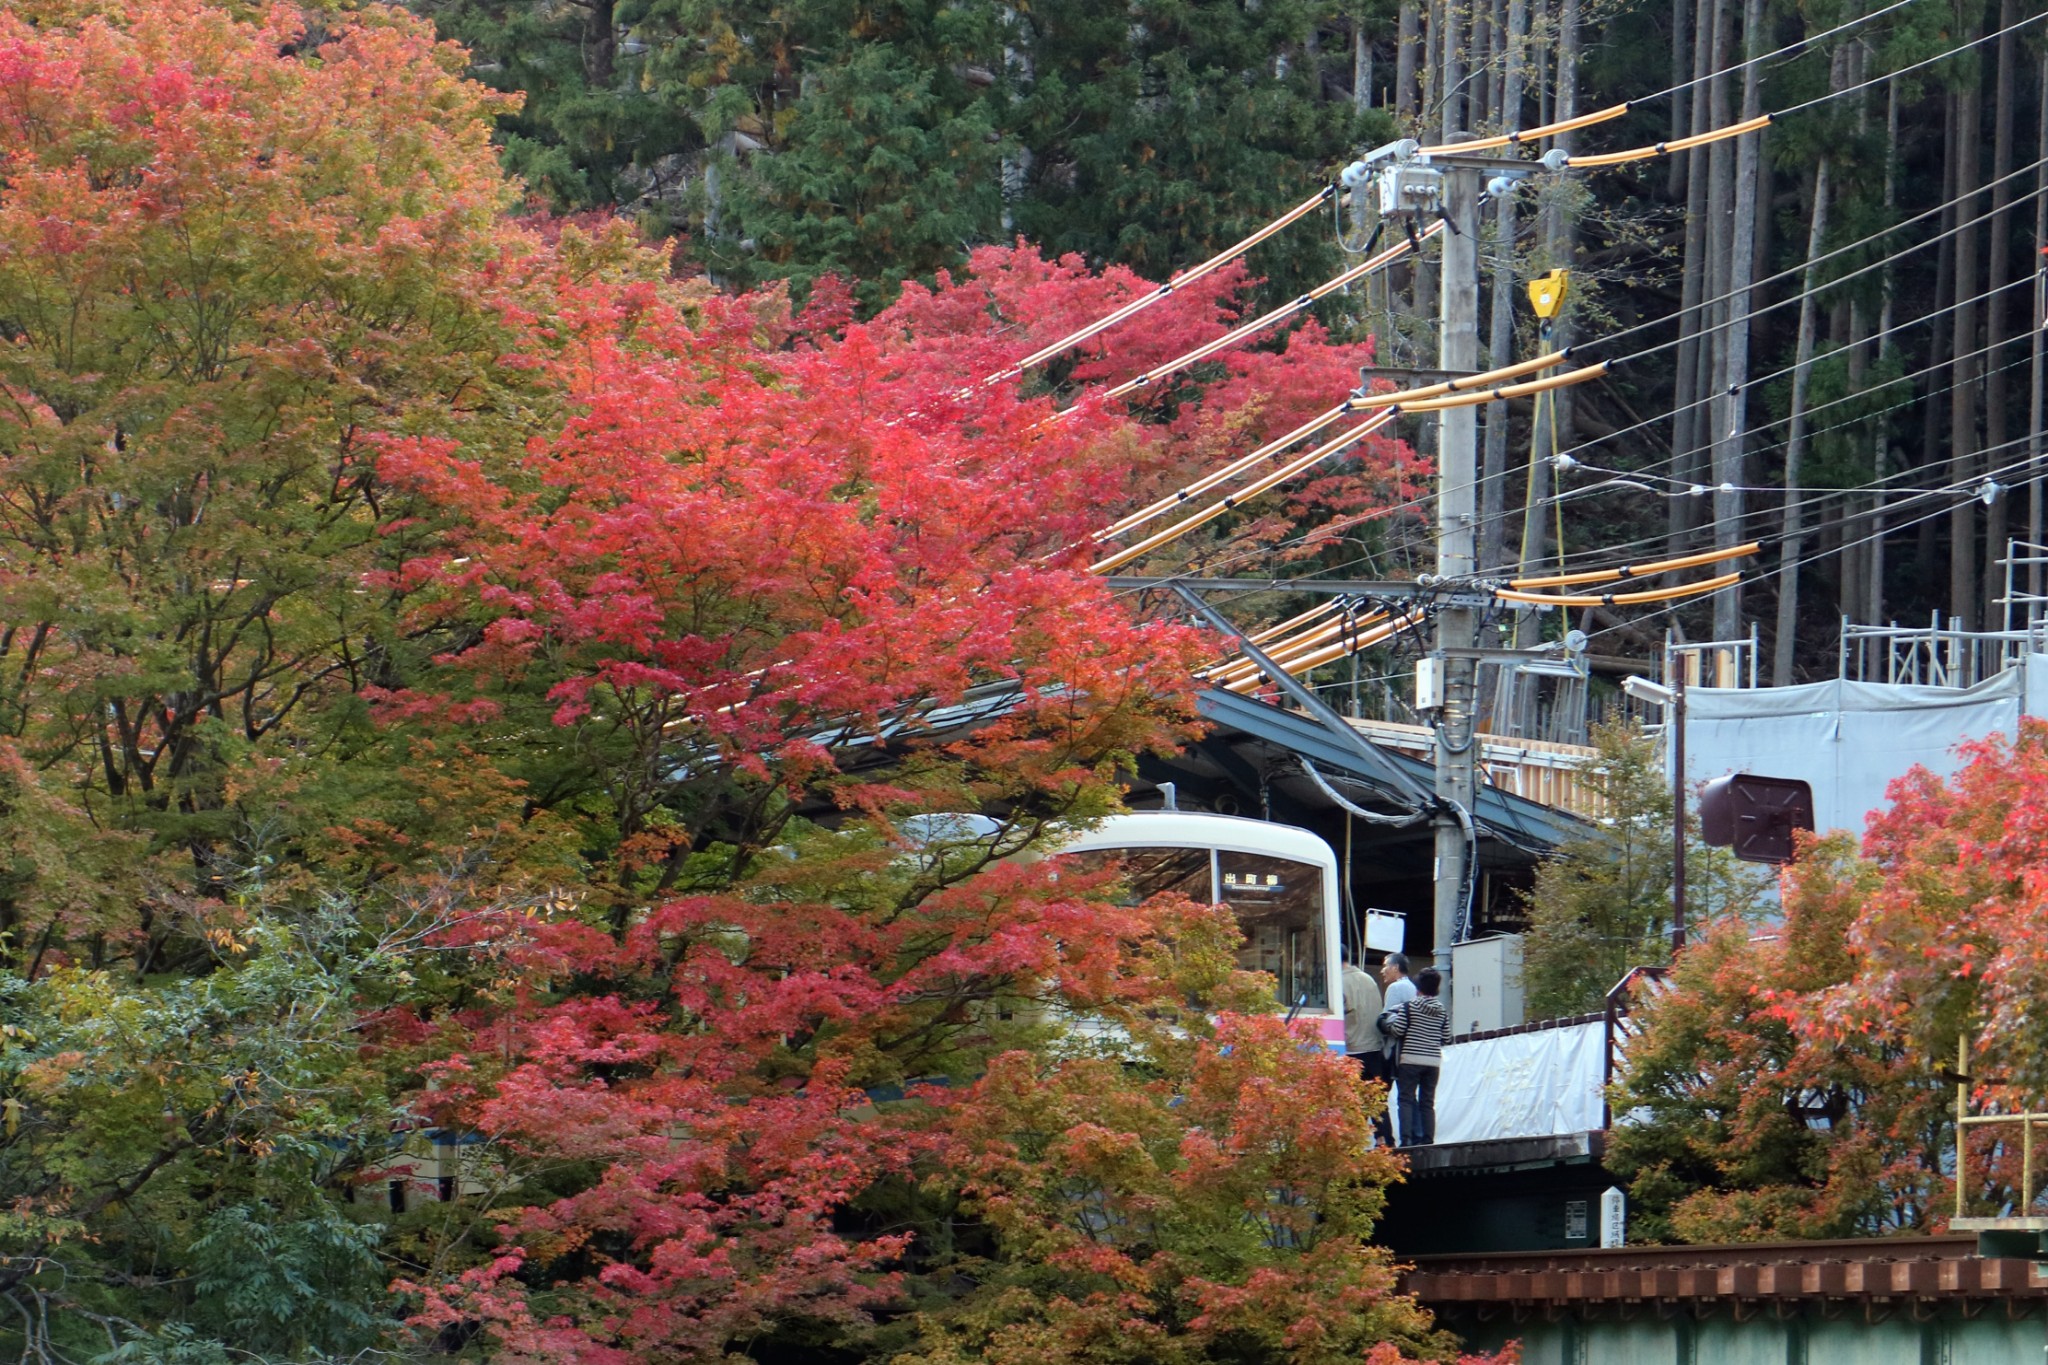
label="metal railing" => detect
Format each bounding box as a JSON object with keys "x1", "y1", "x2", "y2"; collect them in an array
[
  {"x1": 1602, "y1": 965, "x2": 1671, "y2": 1129},
  {"x1": 1664, "y1": 625, "x2": 1759, "y2": 690},
  {"x1": 1952, "y1": 1036, "x2": 2048, "y2": 1227},
  {"x1": 1838, "y1": 613, "x2": 2048, "y2": 688}
]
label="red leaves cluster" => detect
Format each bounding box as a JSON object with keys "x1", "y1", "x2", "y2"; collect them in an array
[
  {"x1": 1613, "y1": 722, "x2": 2048, "y2": 1242},
  {"x1": 8, "y1": 4, "x2": 1464, "y2": 1359}
]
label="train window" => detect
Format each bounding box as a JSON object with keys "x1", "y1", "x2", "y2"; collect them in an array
[
  {"x1": 1057, "y1": 846, "x2": 1213, "y2": 905},
  {"x1": 1216, "y1": 852, "x2": 1327, "y2": 1011}
]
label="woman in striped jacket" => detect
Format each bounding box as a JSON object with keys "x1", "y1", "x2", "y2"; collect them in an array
[{"x1": 1380, "y1": 967, "x2": 1447, "y2": 1145}]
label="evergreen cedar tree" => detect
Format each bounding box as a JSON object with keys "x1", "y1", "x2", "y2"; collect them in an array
[
  {"x1": 1610, "y1": 720, "x2": 2048, "y2": 1244},
  {"x1": 0, "y1": 1, "x2": 1507, "y2": 1361},
  {"x1": 421, "y1": 0, "x2": 1389, "y2": 308}
]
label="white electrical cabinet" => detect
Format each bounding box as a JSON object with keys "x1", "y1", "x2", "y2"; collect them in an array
[{"x1": 1451, "y1": 933, "x2": 1525, "y2": 1036}]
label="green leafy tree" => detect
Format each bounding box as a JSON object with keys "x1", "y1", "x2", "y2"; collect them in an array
[
  {"x1": 1007, "y1": 0, "x2": 1387, "y2": 307},
  {"x1": 0, "y1": 911, "x2": 402, "y2": 1362},
  {"x1": 1519, "y1": 719, "x2": 1767, "y2": 1018}
]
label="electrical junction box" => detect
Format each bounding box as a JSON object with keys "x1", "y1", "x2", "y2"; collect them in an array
[
  {"x1": 1415, "y1": 655, "x2": 1446, "y2": 711},
  {"x1": 1378, "y1": 162, "x2": 1444, "y2": 219},
  {"x1": 1451, "y1": 933, "x2": 1525, "y2": 1035}
]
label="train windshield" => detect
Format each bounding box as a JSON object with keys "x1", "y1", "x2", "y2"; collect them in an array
[
  {"x1": 1055, "y1": 845, "x2": 1331, "y2": 1013},
  {"x1": 1218, "y1": 850, "x2": 1327, "y2": 1011}
]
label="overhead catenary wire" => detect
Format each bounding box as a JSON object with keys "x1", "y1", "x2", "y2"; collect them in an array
[
  {"x1": 1092, "y1": 62, "x2": 2021, "y2": 554},
  {"x1": 1103, "y1": 13, "x2": 2048, "y2": 659},
  {"x1": 1554, "y1": 340, "x2": 2046, "y2": 507},
  {"x1": 1772, "y1": 2, "x2": 2048, "y2": 122},
  {"x1": 1211, "y1": 545, "x2": 1764, "y2": 685},
  {"x1": 1091, "y1": 348, "x2": 1573, "y2": 546},
  {"x1": 1550, "y1": 113, "x2": 1776, "y2": 170},
  {"x1": 1630, "y1": 0, "x2": 1922, "y2": 107},
  {"x1": 1509, "y1": 431, "x2": 2048, "y2": 588},
  {"x1": 1577, "y1": 493, "x2": 2007, "y2": 654},
  {"x1": 1496, "y1": 570, "x2": 1745, "y2": 610},
  {"x1": 1540, "y1": 345, "x2": 2042, "y2": 517},
  {"x1": 1399, "y1": 0, "x2": 1923, "y2": 157},
  {"x1": 1553, "y1": 255, "x2": 2043, "y2": 487},
  {"x1": 993, "y1": 186, "x2": 1336, "y2": 381},
  {"x1": 1585, "y1": 149, "x2": 2048, "y2": 363},
  {"x1": 1222, "y1": 609, "x2": 1428, "y2": 691},
  {"x1": 1003, "y1": 2, "x2": 2008, "y2": 412},
  {"x1": 1087, "y1": 410, "x2": 1402, "y2": 573},
  {"x1": 1088, "y1": 361, "x2": 1608, "y2": 574},
  {"x1": 1508, "y1": 542, "x2": 1762, "y2": 590},
  {"x1": 1136, "y1": 418, "x2": 2048, "y2": 654},
  {"x1": 1212, "y1": 609, "x2": 1403, "y2": 687},
  {"x1": 1416, "y1": 104, "x2": 1634, "y2": 156},
  {"x1": 1337, "y1": 154, "x2": 2048, "y2": 562},
  {"x1": 1208, "y1": 600, "x2": 1394, "y2": 678},
  {"x1": 1084, "y1": 227, "x2": 1444, "y2": 405}
]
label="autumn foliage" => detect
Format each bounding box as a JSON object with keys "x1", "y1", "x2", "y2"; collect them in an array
[
  {"x1": 0, "y1": 0, "x2": 1499, "y2": 1360},
  {"x1": 1611, "y1": 722, "x2": 2048, "y2": 1243}
]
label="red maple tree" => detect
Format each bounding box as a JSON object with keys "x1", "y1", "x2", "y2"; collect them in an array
[
  {"x1": 1612, "y1": 721, "x2": 2048, "y2": 1242},
  {"x1": 371, "y1": 249, "x2": 1476, "y2": 1360}
]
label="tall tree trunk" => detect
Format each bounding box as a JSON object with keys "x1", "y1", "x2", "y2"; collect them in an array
[
  {"x1": 1918, "y1": 95, "x2": 1959, "y2": 596},
  {"x1": 1422, "y1": 2, "x2": 1442, "y2": 129},
  {"x1": 2031, "y1": 50, "x2": 2048, "y2": 601},
  {"x1": 1709, "y1": 0, "x2": 1764, "y2": 642},
  {"x1": 1481, "y1": 0, "x2": 1528, "y2": 573},
  {"x1": 1948, "y1": 14, "x2": 1985, "y2": 628},
  {"x1": 1773, "y1": 159, "x2": 1831, "y2": 686},
  {"x1": 1442, "y1": 0, "x2": 1466, "y2": 138},
  {"x1": 1869, "y1": 66, "x2": 1901, "y2": 627},
  {"x1": 1667, "y1": 0, "x2": 1716, "y2": 558},
  {"x1": 1837, "y1": 39, "x2": 1871, "y2": 628},
  {"x1": 1398, "y1": 3, "x2": 1421, "y2": 119},
  {"x1": 1475, "y1": 0, "x2": 1499, "y2": 127},
  {"x1": 1667, "y1": 0, "x2": 1691, "y2": 202},
  {"x1": 1981, "y1": 0, "x2": 2018, "y2": 625},
  {"x1": 2032, "y1": 51, "x2": 2048, "y2": 603},
  {"x1": 582, "y1": 0, "x2": 617, "y2": 86},
  {"x1": 1355, "y1": 17, "x2": 1374, "y2": 110}
]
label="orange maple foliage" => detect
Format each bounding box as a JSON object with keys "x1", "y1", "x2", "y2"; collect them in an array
[{"x1": 1612, "y1": 722, "x2": 2048, "y2": 1242}]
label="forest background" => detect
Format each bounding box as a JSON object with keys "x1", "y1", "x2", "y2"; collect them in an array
[{"x1": 3, "y1": 0, "x2": 2047, "y2": 1361}]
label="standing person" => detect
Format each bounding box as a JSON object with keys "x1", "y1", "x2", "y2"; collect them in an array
[
  {"x1": 1375, "y1": 953, "x2": 1415, "y2": 1143},
  {"x1": 1341, "y1": 950, "x2": 1384, "y2": 1088},
  {"x1": 1383, "y1": 967, "x2": 1448, "y2": 1145}
]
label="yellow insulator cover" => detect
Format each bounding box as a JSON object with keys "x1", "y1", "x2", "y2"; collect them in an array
[{"x1": 1527, "y1": 268, "x2": 1570, "y2": 319}]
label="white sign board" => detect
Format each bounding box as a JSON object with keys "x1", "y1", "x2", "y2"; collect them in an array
[{"x1": 1365, "y1": 909, "x2": 1406, "y2": 954}]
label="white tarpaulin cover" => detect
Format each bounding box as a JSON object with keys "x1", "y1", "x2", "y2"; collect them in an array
[
  {"x1": 1432, "y1": 1019, "x2": 1605, "y2": 1144},
  {"x1": 1679, "y1": 661, "x2": 2048, "y2": 837}
]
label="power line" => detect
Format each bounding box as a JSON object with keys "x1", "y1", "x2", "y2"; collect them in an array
[
  {"x1": 1582, "y1": 151, "x2": 2048, "y2": 366},
  {"x1": 1548, "y1": 336, "x2": 2041, "y2": 512},
  {"x1": 1773, "y1": 3, "x2": 2048, "y2": 121}
]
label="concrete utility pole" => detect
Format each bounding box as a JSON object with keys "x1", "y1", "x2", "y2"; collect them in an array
[{"x1": 1432, "y1": 163, "x2": 1483, "y2": 975}]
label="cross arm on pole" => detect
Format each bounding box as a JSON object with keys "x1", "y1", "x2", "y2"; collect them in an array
[{"x1": 1169, "y1": 583, "x2": 1439, "y2": 812}]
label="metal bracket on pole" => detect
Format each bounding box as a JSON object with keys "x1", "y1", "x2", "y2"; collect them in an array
[{"x1": 1170, "y1": 583, "x2": 1439, "y2": 812}]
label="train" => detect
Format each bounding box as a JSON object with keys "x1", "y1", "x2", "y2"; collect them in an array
[{"x1": 1044, "y1": 811, "x2": 1347, "y2": 1052}]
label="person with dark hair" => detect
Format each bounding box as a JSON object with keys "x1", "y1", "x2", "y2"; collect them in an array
[
  {"x1": 1373, "y1": 952, "x2": 1415, "y2": 1144},
  {"x1": 1382, "y1": 966, "x2": 1447, "y2": 1145}
]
